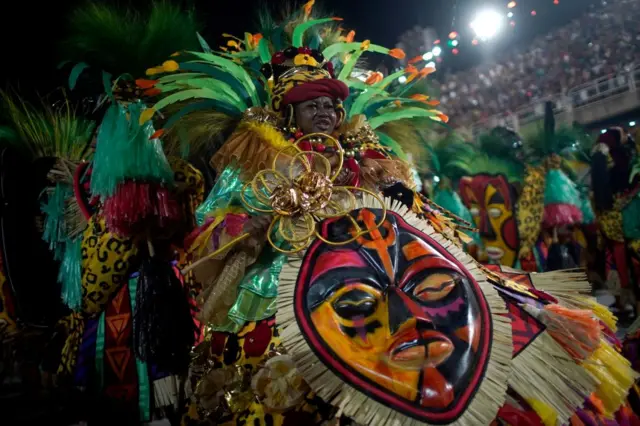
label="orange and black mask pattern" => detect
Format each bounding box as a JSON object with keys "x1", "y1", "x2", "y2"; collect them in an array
[
  {"x1": 459, "y1": 174, "x2": 518, "y2": 267},
  {"x1": 295, "y1": 209, "x2": 492, "y2": 423}
]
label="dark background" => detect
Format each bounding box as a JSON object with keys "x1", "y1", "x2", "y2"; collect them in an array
[{"x1": 1, "y1": 0, "x2": 600, "y2": 99}]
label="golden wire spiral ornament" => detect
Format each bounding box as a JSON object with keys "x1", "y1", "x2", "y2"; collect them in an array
[{"x1": 241, "y1": 133, "x2": 387, "y2": 254}]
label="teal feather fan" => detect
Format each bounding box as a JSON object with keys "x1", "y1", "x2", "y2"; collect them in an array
[{"x1": 91, "y1": 102, "x2": 174, "y2": 198}]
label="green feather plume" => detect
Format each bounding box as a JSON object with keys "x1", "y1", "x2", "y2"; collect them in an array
[
  {"x1": 0, "y1": 91, "x2": 94, "y2": 161},
  {"x1": 60, "y1": 2, "x2": 201, "y2": 77}
]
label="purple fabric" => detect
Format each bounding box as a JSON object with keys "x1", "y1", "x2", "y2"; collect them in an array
[{"x1": 74, "y1": 317, "x2": 99, "y2": 387}]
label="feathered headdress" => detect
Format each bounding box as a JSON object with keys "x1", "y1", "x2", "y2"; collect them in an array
[{"x1": 138, "y1": 1, "x2": 445, "y2": 163}]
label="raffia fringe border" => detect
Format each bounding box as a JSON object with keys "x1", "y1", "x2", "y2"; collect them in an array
[
  {"x1": 277, "y1": 196, "x2": 513, "y2": 425},
  {"x1": 530, "y1": 269, "x2": 619, "y2": 330},
  {"x1": 510, "y1": 331, "x2": 597, "y2": 425}
]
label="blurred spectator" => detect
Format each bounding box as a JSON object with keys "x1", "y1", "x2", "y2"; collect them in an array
[{"x1": 439, "y1": 0, "x2": 640, "y2": 127}]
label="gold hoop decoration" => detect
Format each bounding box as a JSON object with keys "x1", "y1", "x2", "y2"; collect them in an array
[
  {"x1": 285, "y1": 103, "x2": 295, "y2": 130},
  {"x1": 276, "y1": 196, "x2": 513, "y2": 426},
  {"x1": 241, "y1": 136, "x2": 386, "y2": 254}
]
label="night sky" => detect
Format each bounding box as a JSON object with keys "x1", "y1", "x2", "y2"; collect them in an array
[{"x1": 1, "y1": 0, "x2": 598, "y2": 97}]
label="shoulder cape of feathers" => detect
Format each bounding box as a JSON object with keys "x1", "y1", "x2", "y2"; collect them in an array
[{"x1": 139, "y1": 1, "x2": 447, "y2": 162}]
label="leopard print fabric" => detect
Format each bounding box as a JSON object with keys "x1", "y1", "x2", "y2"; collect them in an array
[
  {"x1": 271, "y1": 68, "x2": 331, "y2": 112},
  {"x1": 81, "y1": 216, "x2": 138, "y2": 315},
  {"x1": 516, "y1": 165, "x2": 546, "y2": 253},
  {"x1": 169, "y1": 157, "x2": 205, "y2": 228},
  {"x1": 598, "y1": 210, "x2": 625, "y2": 242},
  {"x1": 57, "y1": 312, "x2": 84, "y2": 375},
  {"x1": 182, "y1": 318, "x2": 336, "y2": 426}
]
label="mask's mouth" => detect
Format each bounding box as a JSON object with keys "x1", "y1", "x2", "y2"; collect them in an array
[
  {"x1": 485, "y1": 246, "x2": 505, "y2": 260},
  {"x1": 387, "y1": 331, "x2": 453, "y2": 370}
]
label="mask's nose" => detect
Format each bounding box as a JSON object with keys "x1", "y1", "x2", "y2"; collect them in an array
[
  {"x1": 479, "y1": 211, "x2": 497, "y2": 239},
  {"x1": 387, "y1": 287, "x2": 432, "y2": 335}
]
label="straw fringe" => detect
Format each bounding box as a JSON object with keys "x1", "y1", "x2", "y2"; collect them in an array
[
  {"x1": 510, "y1": 331, "x2": 597, "y2": 425},
  {"x1": 531, "y1": 269, "x2": 617, "y2": 331},
  {"x1": 154, "y1": 375, "x2": 181, "y2": 409},
  {"x1": 277, "y1": 196, "x2": 513, "y2": 425}
]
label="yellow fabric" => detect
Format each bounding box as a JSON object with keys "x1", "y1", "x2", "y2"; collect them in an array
[
  {"x1": 81, "y1": 216, "x2": 139, "y2": 315},
  {"x1": 598, "y1": 210, "x2": 625, "y2": 242},
  {"x1": 582, "y1": 340, "x2": 638, "y2": 417},
  {"x1": 57, "y1": 312, "x2": 85, "y2": 375},
  {"x1": 516, "y1": 165, "x2": 546, "y2": 255}
]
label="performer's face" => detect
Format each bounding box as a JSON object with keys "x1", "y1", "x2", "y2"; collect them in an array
[
  {"x1": 296, "y1": 209, "x2": 491, "y2": 423},
  {"x1": 459, "y1": 175, "x2": 518, "y2": 267},
  {"x1": 294, "y1": 96, "x2": 338, "y2": 134}
]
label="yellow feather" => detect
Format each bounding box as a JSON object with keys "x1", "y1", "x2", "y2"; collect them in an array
[{"x1": 243, "y1": 121, "x2": 291, "y2": 150}]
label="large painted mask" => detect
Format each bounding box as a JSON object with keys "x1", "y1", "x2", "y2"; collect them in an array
[
  {"x1": 459, "y1": 174, "x2": 518, "y2": 267},
  {"x1": 278, "y1": 206, "x2": 505, "y2": 425}
]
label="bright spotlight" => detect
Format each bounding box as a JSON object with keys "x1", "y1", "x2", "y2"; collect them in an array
[
  {"x1": 432, "y1": 46, "x2": 442, "y2": 56},
  {"x1": 398, "y1": 75, "x2": 408, "y2": 84},
  {"x1": 601, "y1": 129, "x2": 607, "y2": 134},
  {"x1": 425, "y1": 61, "x2": 436, "y2": 68},
  {"x1": 422, "y1": 52, "x2": 434, "y2": 61},
  {"x1": 630, "y1": 121, "x2": 637, "y2": 127},
  {"x1": 470, "y1": 9, "x2": 504, "y2": 41}
]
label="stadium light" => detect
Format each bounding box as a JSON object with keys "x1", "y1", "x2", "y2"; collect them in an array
[
  {"x1": 432, "y1": 46, "x2": 442, "y2": 56},
  {"x1": 470, "y1": 9, "x2": 504, "y2": 41}
]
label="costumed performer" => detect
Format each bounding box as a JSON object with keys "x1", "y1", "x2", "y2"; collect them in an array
[
  {"x1": 139, "y1": 3, "x2": 639, "y2": 425},
  {"x1": 32, "y1": 2, "x2": 206, "y2": 424},
  {"x1": 591, "y1": 127, "x2": 640, "y2": 315}
]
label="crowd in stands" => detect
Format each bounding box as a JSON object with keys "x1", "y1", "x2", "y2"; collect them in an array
[{"x1": 439, "y1": 0, "x2": 640, "y2": 127}]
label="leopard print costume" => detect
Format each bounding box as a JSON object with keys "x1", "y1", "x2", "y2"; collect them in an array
[
  {"x1": 182, "y1": 318, "x2": 337, "y2": 426},
  {"x1": 516, "y1": 165, "x2": 546, "y2": 254},
  {"x1": 598, "y1": 210, "x2": 625, "y2": 243},
  {"x1": 57, "y1": 312, "x2": 85, "y2": 375},
  {"x1": 80, "y1": 216, "x2": 138, "y2": 315}
]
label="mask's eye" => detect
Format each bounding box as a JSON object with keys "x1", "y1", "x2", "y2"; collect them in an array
[
  {"x1": 412, "y1": 272, "x2": 459, "y2": 302},
  {"x1": 470, "y1": 206, "x2": 480, "y2": 216},
  {"x1": 332, "y1": 288, "x2": 378, "y2": 319},
  {"x1": 488, "y1": 207, "x2": 502, "y2": 218}
]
